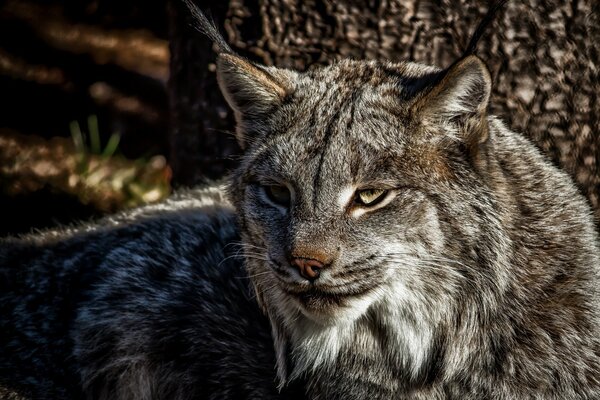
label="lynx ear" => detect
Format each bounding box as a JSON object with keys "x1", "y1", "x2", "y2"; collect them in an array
[
  {"x1": 412, "y1": 55, "x2": 491, "y2": 142},
  {"x1": 216, "y1": 54, "x2": 295, "y2": 147}
]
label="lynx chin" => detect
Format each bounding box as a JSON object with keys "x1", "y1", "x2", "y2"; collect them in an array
[{"x1": 1, "y1": 2, "x2": 600, "y2": 400}]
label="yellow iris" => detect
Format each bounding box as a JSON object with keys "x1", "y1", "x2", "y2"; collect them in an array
[{"x1": 357, "y1": 189, "x2": 387, "y2": 206}]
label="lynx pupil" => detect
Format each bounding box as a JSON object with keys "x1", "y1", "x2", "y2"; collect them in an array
[{"x1": 265, "y1": 185, "x2": 291, "y2": 207}]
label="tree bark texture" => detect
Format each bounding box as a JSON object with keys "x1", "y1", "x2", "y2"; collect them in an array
[{"x1": 168, "y1": 0, "x2": 599, "y2": 222}]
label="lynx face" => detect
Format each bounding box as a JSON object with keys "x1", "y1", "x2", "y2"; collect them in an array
[{"x1": 222, "y1": 55, "x2": 505, "y2": 327}]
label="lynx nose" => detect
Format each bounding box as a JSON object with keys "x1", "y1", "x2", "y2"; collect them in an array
[{"x1": 291, "y1": 258, "x2": 324, "y2": 281}]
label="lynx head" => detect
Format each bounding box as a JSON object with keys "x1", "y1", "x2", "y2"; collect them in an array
[{"x1": 217, "y1": 50, "x2": 512, "y2": 380}]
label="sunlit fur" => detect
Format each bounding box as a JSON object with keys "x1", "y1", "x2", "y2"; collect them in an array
[{"x1": 223, "y1": 55, "x2": 600, "y2": 399}]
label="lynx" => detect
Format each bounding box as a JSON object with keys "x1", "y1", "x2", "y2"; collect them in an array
[{"x1": 2, "y1": 2, "x2": 600, "y2": 399}]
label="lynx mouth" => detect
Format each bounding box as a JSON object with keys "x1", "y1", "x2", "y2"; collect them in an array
[
  {"x1": 294, "y1": 289, "x2": 345, "y2": 309},
  {"x1": 283, "y1": 286, "x2": 374, "y2": 313}
]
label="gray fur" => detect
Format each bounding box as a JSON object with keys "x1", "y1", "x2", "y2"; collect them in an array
[
  {"x1": 1, "y1": 188, "x2": 302, "y2": 399},
  {"x1": 220, "y1": 46, "x2": 600, "y2": 400}
]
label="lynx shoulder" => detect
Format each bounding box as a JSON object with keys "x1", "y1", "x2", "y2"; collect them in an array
[{"x1": 0, "y1": 187, "x2": 300, "y2": 399}]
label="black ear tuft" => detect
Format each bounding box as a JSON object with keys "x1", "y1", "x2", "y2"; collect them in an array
[
  {"x1": 462, "y1": 0, "x2": 509, "y2": 57},
  {"x1": 181, "y1": 0, "x2": 233, "y2": 54}
]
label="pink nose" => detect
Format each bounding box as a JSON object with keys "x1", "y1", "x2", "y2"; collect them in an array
[{"x1": 291, "y1": 258, "x2": 324, "y2": 280}]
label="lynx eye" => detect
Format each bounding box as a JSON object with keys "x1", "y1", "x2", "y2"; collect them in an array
[
  {"x1": 263, "y1": 185, "x2": 291, "y2": 207},
  {"x1": 355, "y1": 189, "x2": 388, "y2": 207}
]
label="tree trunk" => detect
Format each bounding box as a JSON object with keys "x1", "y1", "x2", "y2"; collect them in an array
[
  {"x1": 168, "y1": 0, "x2": 599, "y2": 222},
  {"x1": 167, "y1": 0, "x2": 239, "y2": 186}
]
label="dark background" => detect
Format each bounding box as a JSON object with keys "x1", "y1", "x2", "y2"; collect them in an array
[{"x1": 1, "y1": 0, "x2": 598, "y2": 235}]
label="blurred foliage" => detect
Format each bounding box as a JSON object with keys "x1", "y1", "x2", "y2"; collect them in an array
[
  {"x1": 0, "y1": 117, "x2": 171, "y2": 213},
  {"x1": 0, "y1": 0, "x2": 172, "y2": 233}
]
